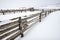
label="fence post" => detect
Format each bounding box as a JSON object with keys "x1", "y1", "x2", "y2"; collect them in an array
[
  {"x1": 39, "y1": 13, "x2": 41, "y2": 22},
  {"x1": 19, "y1": 17, "x2": 24, "y2": 37},
  {"x1": 21, "y1": 10, "x2": 22, "y2": 13},
  {"x1": 1, "y1": 9, "x2": 4, "y2": 15},
  {"x1": 48, "y1": 11, "x2": 50, "y2": 14},
  {"x1": 45, "y1": 11, "x2": 47, "y2": 17}
]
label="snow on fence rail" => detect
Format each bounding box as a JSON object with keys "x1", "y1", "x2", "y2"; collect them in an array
[{"x1": 0, "y1": 10, "x2": 54, "y2": 40}]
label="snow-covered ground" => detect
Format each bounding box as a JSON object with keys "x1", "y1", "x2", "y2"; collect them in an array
[{"x1": 15, "y1": 11, "x2": 60, "y2": 40}]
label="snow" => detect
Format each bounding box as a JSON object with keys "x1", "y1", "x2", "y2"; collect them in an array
[{"x1": 15, "y1": 11, "x2": 60, "y2": 40}]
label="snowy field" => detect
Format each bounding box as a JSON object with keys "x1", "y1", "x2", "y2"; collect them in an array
[{"x1": 15, "y1": 11, "x2": 60, "y2": 40}]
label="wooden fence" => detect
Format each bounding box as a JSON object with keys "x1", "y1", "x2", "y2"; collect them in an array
[{"x1": 0, "y1": 9, "x2": 56, "y2": 40}]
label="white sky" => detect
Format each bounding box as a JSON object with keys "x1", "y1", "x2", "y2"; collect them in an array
[{"x1": 0, "y1": 0, "x2": 60, "y2": 9}]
